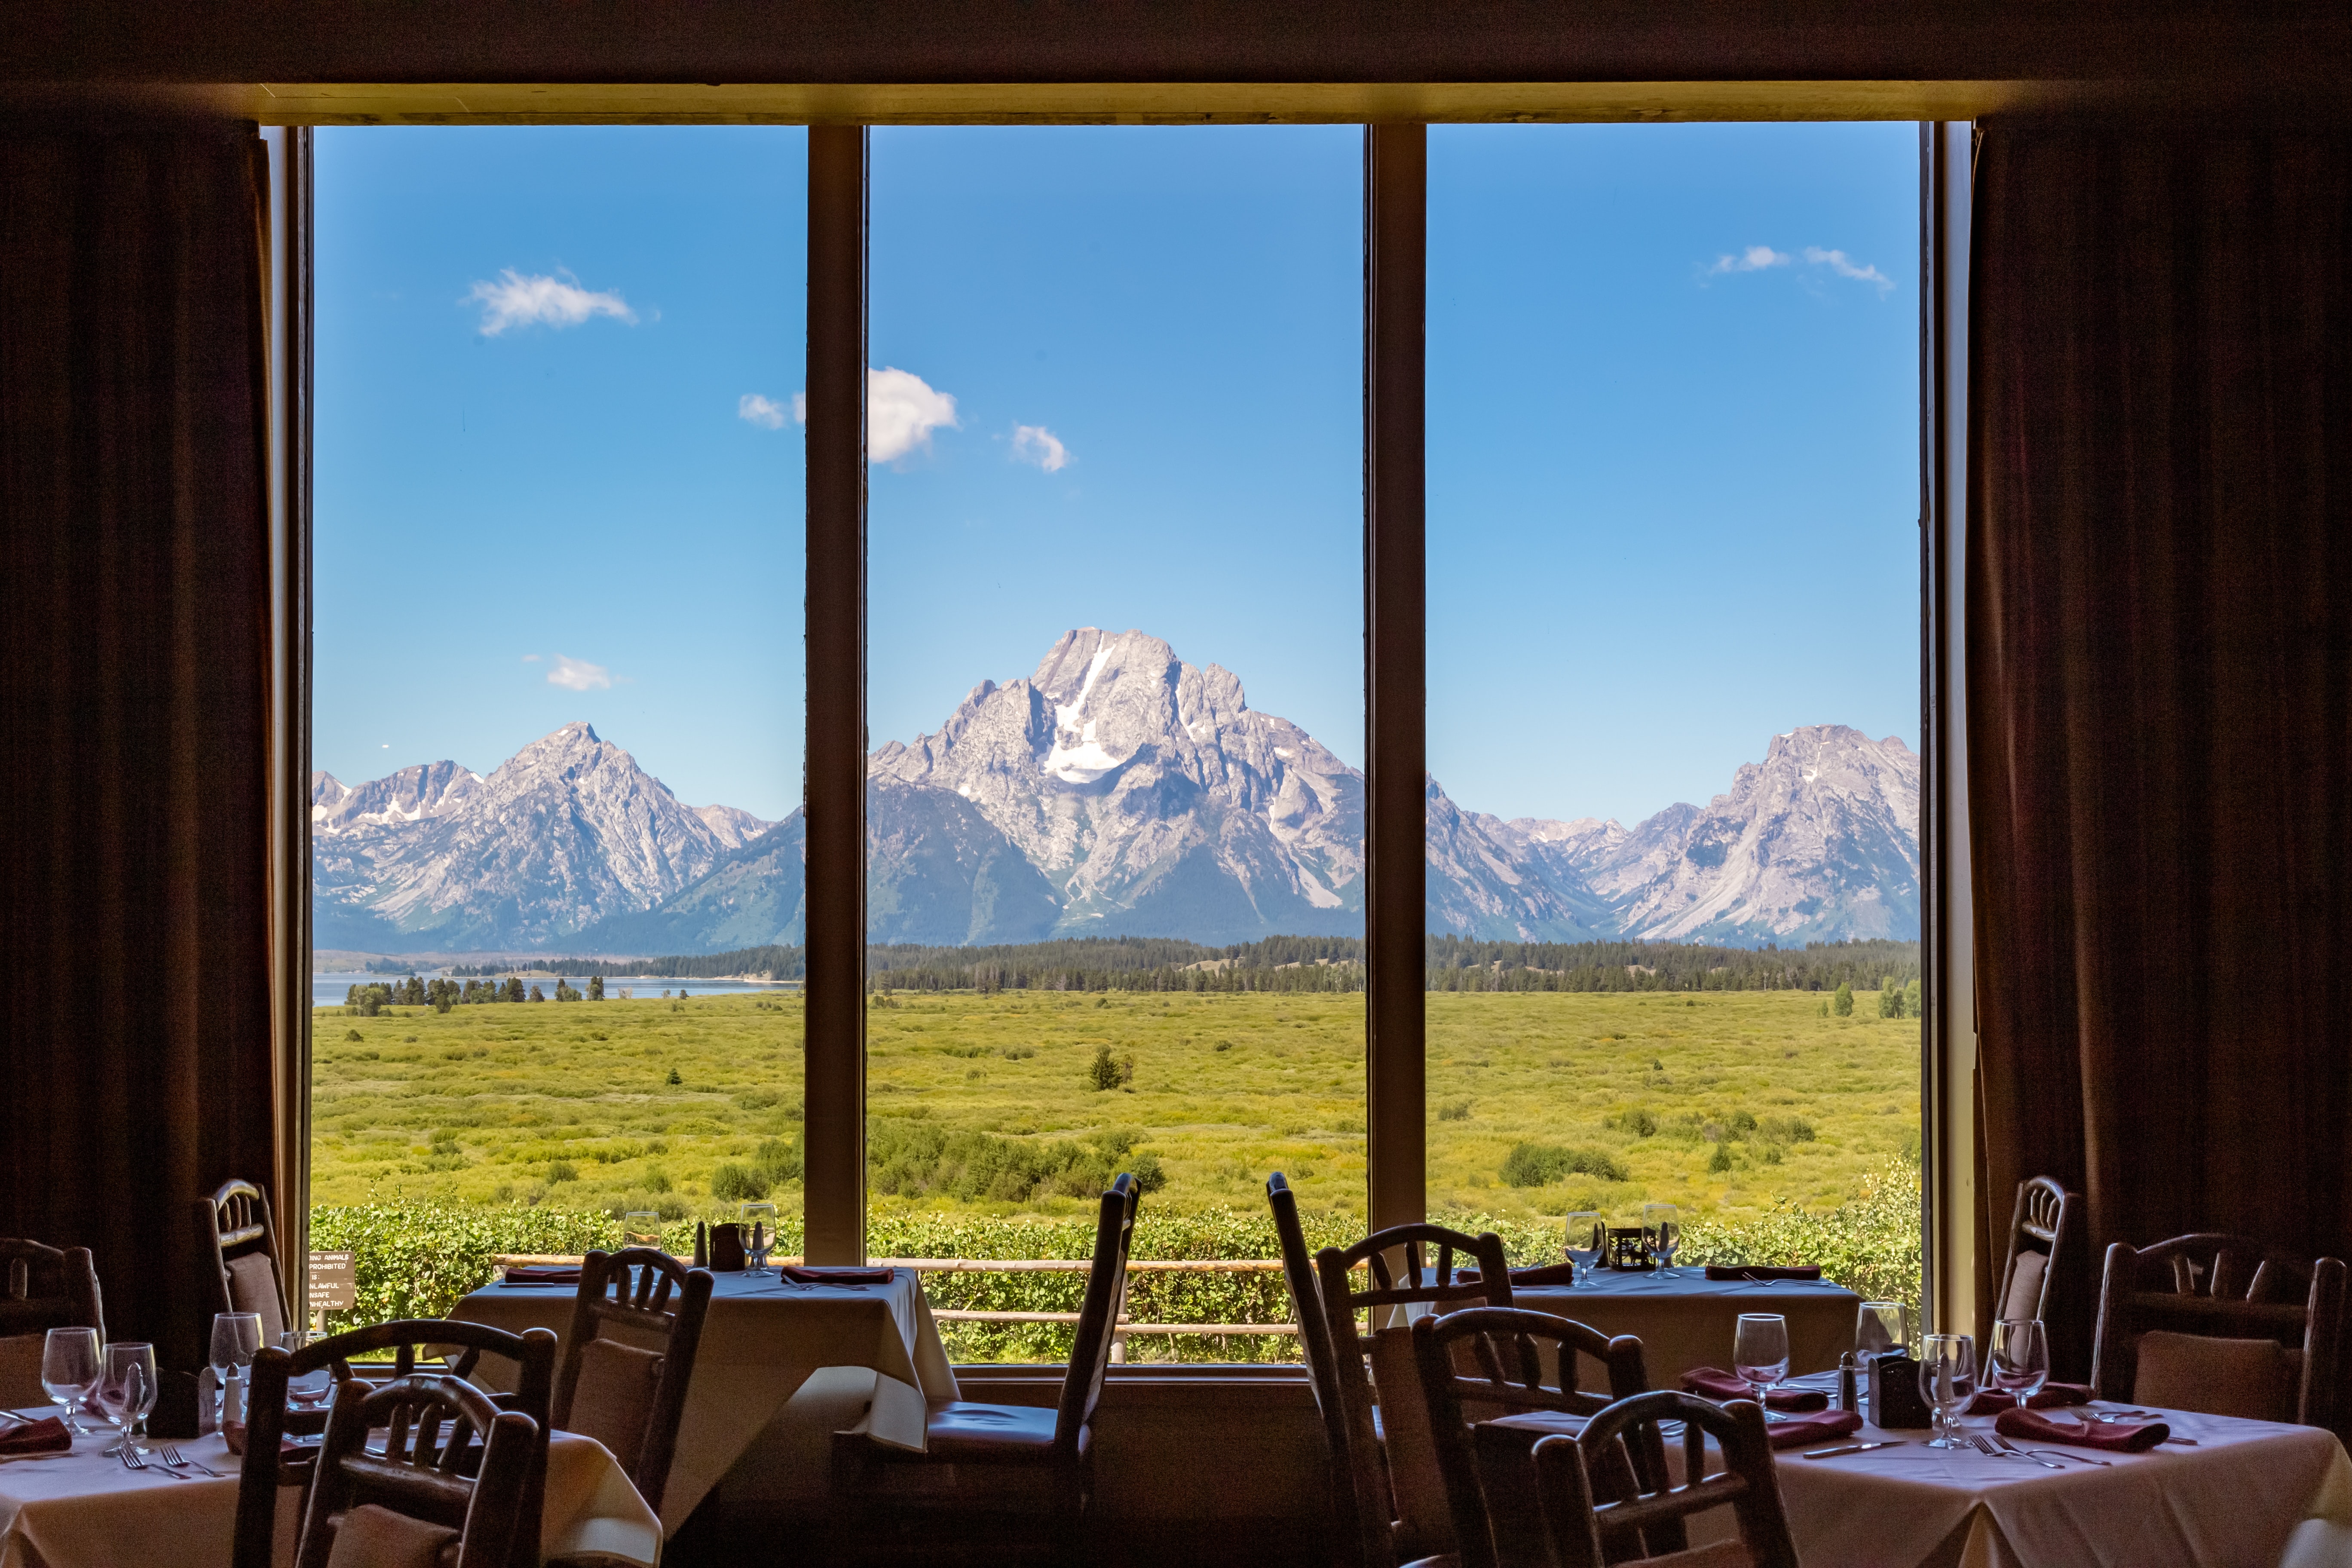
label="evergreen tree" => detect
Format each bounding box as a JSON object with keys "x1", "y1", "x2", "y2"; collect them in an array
[
  {"x1": 1833, "y1": 981, "x2": 1854, "y2": 1017},
  {"x1": 1088, "y1": 1044, "x2": 1122, "y2": 1091},
  {"x1": 588, "y1": 975, "x2": 604, "y2": 1001}
]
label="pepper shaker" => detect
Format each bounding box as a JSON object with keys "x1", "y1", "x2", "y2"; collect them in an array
[{"x1": 1838, "y1": 1351, "x2": 1860, "y2": 1414}]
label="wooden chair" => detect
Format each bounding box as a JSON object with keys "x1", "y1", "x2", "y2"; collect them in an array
[
  {"x1": 0, "y1": 1238, "x2": 104, "y2": 1407},
  {"x1": 238, "y1": 1320, "x2": 558, "y2": 1568},
  {"x1": 1315, "y1": 1223, "x2": 1515, "y2": 1568},
  {"x1": 552, "y1": 1247, "x2": 714, "y2": 1520},
  {"x1": 1993, "y1": 1176, "x2": 2076, "y2": 1327},
  {"x1": 833, "y1": 1174, "x2": 1140, "y2": 1534},
  {"x1": 1268, "y1": 1172, "x2": 1363, "y2": 1565},
  {"x1": 2092, "y1": 1233, "x2": 2346, "y2": 1427},
  {"x1": 197, "y1": 1179, "x2": 288, "y2": 1343},
  {"x1": 292, "y1": 1373, "x2": 539, "y2": 1568},
  {"x1": 1411, "y1": 1307, "x2": 1654, "y2": 1568},
  {"x1": 1522, "y1": 1391, "x2": 1800, "y2": 1568}
]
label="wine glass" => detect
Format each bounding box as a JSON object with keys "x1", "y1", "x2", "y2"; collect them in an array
[
  {"x1": 95, "y1": 1341, "x2": 158, "y2": 1454},
  {"x1": 1733, "y1": 1314, "x2": 1791, "y2": 1404},
  {"x1": 40, "y1": 1326, "x2": 99, "y2": 1434},
  {"x1": 280, "y1": 1330, "x2": 336, "y2": 1413},
  {"x1": 1642, "y1": 1203, "x2": 1681, "y2": 1276},
  {"x1": 1917, "y1": 1333, "x2": 1977, "y2": 1448},
  {"x1": 209, "y1": 1311, "x2": 263, "y2": 1427},
  {"x1": 1987, "y1": 1318, "x2": 2049, "y2": 1410},
  {"x1": 623, "y1": 1210, "x2": 663, "y2": 1250},
  {"x1": 740, "y1": 1201, "x2": 778, "y2": 1271},
  {"x1": 1857, "y1": 1301, "x2": 1907, "y2": 1359},
  {"x1": 1563, "y1": 1212, "x2": 1606, "y2": 1278}
]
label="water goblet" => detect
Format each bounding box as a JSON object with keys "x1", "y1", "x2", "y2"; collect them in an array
[
  {"x1": 209, "y1": 1311, "x2": 262, "y2": 1427},
  {"x1": 1857, "y1": 1300, "x2": 1907, "y2": 1360},
  {"x1": 1733, "y1": 1313, "x2": 1791, "y2": 1404},
  {"x1": 622, "y1": 1211, "x2": 663, "y2": 1250},
  {"x1": 1918, "y1": 1333, "x2": 1978, "y2": 1448},
  {"x1": 1642, "y1": 1203, "x2": 1681, "y2": 1276},
  {"x1": 96, "y1": 1341, "x2": 158, "y2": 1455},
  {"x1": 1987, "y1": 1318, "x2": 2049, "y2": 1410},
  {"x1": 740, "y1": 1201, "x2": 778, "y2": 1271},
  {"x1": 40, "y1": 1326, "x2": 99, "y2": 1434},
  {"x1": 1563, "y1": 1212, "x2": 1606, "y2": 1279},
  {"x1": 280, "y1": 1330, "x2": 336, "y2": 1413}
]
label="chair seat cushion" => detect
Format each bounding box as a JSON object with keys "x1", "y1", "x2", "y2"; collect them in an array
[
  {"x1": 226, "y1": 1253, "x2": 288, "y2": 1342},
  {"x1": 567, "y1": 1338, "x2": 664, "y2": 1472},
  {"x1": 325, "y1": 1504, "x2": 460, "y2": 1568},
  {"x1": 921, "y1": 1401, "x2": 1069, "y2": 1463}
]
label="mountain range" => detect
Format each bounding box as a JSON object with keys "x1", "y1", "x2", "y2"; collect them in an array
[{"x1": 312, "y1": 628, "x2": 1919, "y2": 955}]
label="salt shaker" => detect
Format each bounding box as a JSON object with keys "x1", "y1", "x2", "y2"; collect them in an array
[{"x1": 1838, "y1": 1351, "x2": 1860, "y2": 1413}]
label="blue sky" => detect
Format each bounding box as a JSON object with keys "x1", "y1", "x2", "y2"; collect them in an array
[{"x1": 316, "y1": 122, "x2": 1916, "y2": 829}]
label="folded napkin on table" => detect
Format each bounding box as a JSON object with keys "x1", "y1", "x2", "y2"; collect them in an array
[
  {"x1": 779, "y1": 1265, "x2": 896, "y2": 1286},
  {"x1": 1763, "y1": 1409, "x2": 1863, "y2": 1451},
  {"x1": 1966, "y1": 1382, "x2": 2093, "y2": 1416},
  {"x1": 1703, "y1": 1265, "x2": 1823, "y2": 1282},
  {"x1": 1994, "y1": 1406, "x2": 2168, "y2": 1452},
  {"x1": 1682, "y1": 1368, "x2": 1830, "y2": 1412},
  {"x1": 0, "y1": 1416, "x2": 72, "y2": 1457},
  {"x1": 502, "y1": 1265, "x2": 582, "y2": 1286},
  {"x1": 1457, "y1": 1262, "x2": 1583, "y2": 1288}
]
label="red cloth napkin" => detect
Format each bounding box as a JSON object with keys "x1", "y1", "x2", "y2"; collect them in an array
[
  {"x1": 1995, "y1": 1406, "x2": 2169, "y2": 1452},
  {"x1": 1703, "y1": 1265, "x2": 1823, "y2": 1282},
  {"x1": 779, "y1": 1265, "x2": 895, "y2": 1285},
  {"x1": 1764, "y1": 1409, "x2": 1863, "y2": 1451},
  {"x1": 1681, "y1": 1368, "x2": 1830, "y2": 1412},
  {"x1": 1966, "y1": 1382, "x2": 2093, "y2": 1416},
  {"x1": 0, "y1": 1416, "x2": 71, "y2": 1457},
  {"x1": 502, "y1": 1265, "x2": 582, "y2": 1286}
]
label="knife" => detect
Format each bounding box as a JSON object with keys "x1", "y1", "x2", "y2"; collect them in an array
[{"x1": 1802, "y1": 1440, "x2": 1906, "y2": 1459}]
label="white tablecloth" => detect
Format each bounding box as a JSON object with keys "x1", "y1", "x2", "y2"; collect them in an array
[
  {"x1": 451, "y1": 1266, "x2": 960, "y2": 1533},
  {"x1": 0, "y1": 1416, "x2": 658, "y2": 1568},
  {"x1": 1512, "y1": 1271, "x2": 1861, "y2": 1390}
]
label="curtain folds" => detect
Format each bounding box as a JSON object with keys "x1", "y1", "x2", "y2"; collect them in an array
[
  {"x1": 0, "y1": 123, "x2": 278, "y2": 1372},
  {"x1": 1968, "y1": 120, "x2": 2352, "y2": 1384}
]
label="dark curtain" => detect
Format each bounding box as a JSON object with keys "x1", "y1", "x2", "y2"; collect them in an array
[
  {"x1": 0, "y1": 122, "x2": 277, "y2": 1372},
  {"x1": 1969, "y1": 120, "x2": 2352, "y2": 1386}
]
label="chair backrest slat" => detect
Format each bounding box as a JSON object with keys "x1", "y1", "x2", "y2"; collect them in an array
[
  {"x1": 1996, "y1": 1176, "x2": 2076, "y2": 1326},
  {"x1": 0, "y1": 1238, "x2": 104, "y2": 1340},
  {"x1": 1265, "y1": 1173, "x2": 1363, "y2": 1565},
  {"x1": 551, "y1": 1247, "x2": 715, "y2": 1517},
  {"x1": 1054, "y1": 1174, "x2": 1142, "y2": 1458}
]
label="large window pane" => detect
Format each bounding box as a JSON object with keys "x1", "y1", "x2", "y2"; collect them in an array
[
  {"x1": 1426, "y1": 124, "x2": 1923, "y2": 1314},
  {"x1": 866, "y1": 126, "x2": 1363, "y2": 1360},
  {"x1": 309, "y1": 127, "x2": 808, "y2": 1321}
]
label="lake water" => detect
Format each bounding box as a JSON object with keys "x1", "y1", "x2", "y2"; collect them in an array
[{"x1": 310, "y1": 970, "x2": 798, "y2": 1008}]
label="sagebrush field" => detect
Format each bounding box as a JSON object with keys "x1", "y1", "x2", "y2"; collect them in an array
[{"x1": 312, "y1": 986, "x2": 1918, "y2": 1230}]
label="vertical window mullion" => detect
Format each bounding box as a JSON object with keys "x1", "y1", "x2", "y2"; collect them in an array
[
  {"x1": 1364, "y1": 122, "x2": 1428, "y2": 1233},
  {"x1": 804, "y1": 124, "x2": 870, "y2": 1265}
]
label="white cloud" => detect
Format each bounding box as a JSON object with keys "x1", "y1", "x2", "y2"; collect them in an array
[
  {"x1": 792, "y1": 391, "x2": 808, "y2": 425},
  {"x1": 1804, "y1": 246, "x2": 1896, "y2": 294},
  {"x1": 738, "y1": 393, "x2": 791, "y2": 429},
  {"x1": 1707, "y1": 245, "x2": 1791, "y2": 276},
  {"x1": 521, "y1": 653, "x2": 541, "y2": 662},
  {"x1": 464, "y1": 269, "x2": 637, "y2": 336},
  {"x1": 546, "y1": 655, "x2": 612, "y2": 692},
  {"x1": 867, "y1": 367, "x2": 959, "y2": 463},
  {"x1": 1010, "y1": 424, "x2": 1071, "y2": 473}
]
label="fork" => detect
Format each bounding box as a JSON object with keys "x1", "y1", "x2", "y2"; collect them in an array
[
  {"x1": 159, "y1": 1444, "x2": 224, "y2": 1477},
  {"x1": 1988, "y1": 1434, "x2": 2068, "y2": 1469},
  {"x1": 119, "y1": 1445, "x2": 187, "y2": 1480}
]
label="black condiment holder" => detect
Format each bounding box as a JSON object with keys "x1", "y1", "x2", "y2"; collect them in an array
[{"x1": 1601, "y1": 1226, "x2": 1655, "y2": 1271}]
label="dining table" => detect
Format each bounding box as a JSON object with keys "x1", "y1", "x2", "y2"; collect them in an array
[
  {"x1": 0, "y1": 1411, "x2": 659, "y2": 1568},
  {"x1": 1509, "y1": 1266, "x2": 1861, "y2": 1390},
  {"x1": 449, "y1": 1263, "x2": 960, "y2": 1533}
]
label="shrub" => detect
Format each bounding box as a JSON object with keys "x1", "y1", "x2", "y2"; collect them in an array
[
  {"x1": 1605, "y1": 1108, "x2": 1658, "y2": 1138},
  {"x1": 1499, "y1": 1142, "x2": 1629, "y2": 1188},
  {"x1": 755, "y1": 1137, "x2": 803, "y2": 1182},
  {"x1": 546, "y1": 1161, "x2": 578, "y2": 1184},
  {"x1": 1759, "y1": 1114, "x2": 1816, "y2": 1144},
  {"x1": 710, "y1": 1163, "x2": 769, "y2": 1201},
  {"x1": 343, "y1": 1029, "x2": 364, "y2": 1042},
  {"x1": 1832, "y1": 982, "x2": 1854, "y2": 1017},
  {"x1": 1436, "y1": 1099, "x2": 1473, "y2": 1122}
]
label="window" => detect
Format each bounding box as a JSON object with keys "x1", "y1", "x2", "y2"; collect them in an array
[
  {"x1": 307, "y1": 126, "x2": 808, "y2": 1320},
  {"x1": 862, "y1": 126, "x2": 1363, "y2": 1360},
  {"x1": 1425, "y1": 122, "x2": 1924, "y2": 1313}
]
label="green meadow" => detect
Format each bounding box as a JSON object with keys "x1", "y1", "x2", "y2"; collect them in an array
[{"x1": 311, "y1": 986, "x2": 1919, "y2": 1233}]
